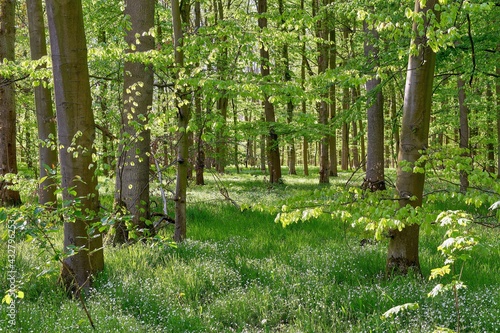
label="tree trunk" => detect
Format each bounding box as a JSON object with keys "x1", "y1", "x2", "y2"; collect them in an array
[
  {"x1": 27, "y1": 0, "x2": 58, "y2": 206},
  {"x1": 194, "y1": 0, "x2": 205, "y2": 185},
  {"x1": 351, "y1": 120, "x2": 359, "y2": 169},
  {"x1": 387, "y1": 0, "x2": 438, "y2": 277},
  {"x1": 390, "y1": 80, "x2": 400, "y2": 168},
  {"x1": 486, "y1": 83, "x2": 495, "y2": 173},
  {"x1": 114, "y1": 0, "x2": 155, "y2": 243},
  {"x1": 363, "y1": 20, "x2": 385, "y2": 191},
  {"x1": 215, "y1": 98, "x2": 228, "y2": 173},
  {"x1": 315, "y1": 0, "x2": 329, "y2": 184},
  {"x1": 359, "y1": 118, "x2": 366, "y2": 171},
  {"x1": 457, "y1": 76, "x2": 469, "y2": 193},
  {"x1": 214, "y1": 0, "x2": 228, "y2": 174},
  {"x1": 172, "y1": 0, "x2": 191, "y2": 242},
  {"x1": 46, "y1": 0, "x2": 103, "y2": 293},
  {"x1": 328, "y1": 7, "x2": 337, "y2": 177},
  {"x1": 278, "y1": 0, "x2": 296, "y2": 176},
  {"x1": 341, "y1": 86, "x2": 350, "y2": 170},
  {"x1": 260, "y1": 126, "x2": 267, "y2": 172},
  {"x1": 0, "y1": 0, "x2": 21, "y2": 207},
  {"x1": 258, "y1": 0, "x2": 281, "y2": 183},
  {"x1": 497, "y1": 64, "x2": 500, "y2": 179},
  {"x1": 232, "y1": 100, "x2": 240, "y2": 173},
  {"x1": 300, "y1": 0, "x2": 309, "y2": 176}
]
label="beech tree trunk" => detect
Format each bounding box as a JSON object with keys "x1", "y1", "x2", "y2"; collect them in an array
[
  {"x1": 194, "y1": 0, "x2": 205, "y2": 185},
  {"x1": 27, "y1": 0, "x2": 58, "y2": 206},
  {"x1": 258, "y1": 0, "x2": 281, "y2": 183},
  {"x1": 278, "y1": 0, "x2": 296, "y2": 176},
  {"x1": 457, "y1": 76, "x2": 469, "y2": 193},
  {"x1": 114, "y1": 0, "x2": 155, "y2": 243},
  {"x1": 363, "y1": 20, "x2": 385, "y2": 191},
  {"x1": 46, "y1": 0, "x2": 103, "y2": 293},
  {"x1": 341, "y1": 86, "x2": 350, "y2": 170},
  {"x1": 390, "y1": 80, "x2": 400, "y2": 167},
  {"x1": 329, "y1": 24, "x2": 338, "y2": 177},
  {"x1": 315, "y1": 0, "x2": 329, "y2": 184},
  {"x1": 0, "y1": 0, "x2": 21, "y2": 207},
  {"x1": 486, "y1": 84, "x2": 495, "y2": 173},
  {"x1": 172, "y1": 0, "x2": 191, "y2": 242},
  {"x1": 387, "y1": 0, "x2": 438, "y2": 276},
  {"x1": 497, "y1": 65, "x2": 500, "y2": 179}
]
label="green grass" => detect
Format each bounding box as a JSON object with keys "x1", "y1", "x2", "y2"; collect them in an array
[{"x1": 1, "y1": 168, "x2": 500, "y2": 332}]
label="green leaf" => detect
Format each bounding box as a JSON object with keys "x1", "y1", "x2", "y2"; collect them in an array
[
  {"x1": 381, "y1": 303, "x2": 419, "y2": 319},
  {"x1": 2, "y1": 294, "x2": 12, "y2": 305},
  {"x1": 429, "y1": 265, "x2": 450, "y2": 280}
]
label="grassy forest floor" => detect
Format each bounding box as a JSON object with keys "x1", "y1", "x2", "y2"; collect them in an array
[{"x1": 1, "y1": 167, "x2": 500, "y2": 332}]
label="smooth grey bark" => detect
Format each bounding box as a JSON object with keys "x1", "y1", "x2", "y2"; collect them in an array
[
  {"x1": 114, "y1": 0, "x2": 155, "y2": 243},
  {"x1": 341, "y1": 86, "x2": 350, "y2": 170},
  {"x1": 340, "y1": 27, "x2": 350, "y2": 171},
  {"x1": 315, "y1": 0, "x2": 329, "y2": 184},
  {"x1": 497, "y1": 65, "x2": 500, "y2": 179},
  {"x1": 390, "y1": 80, "x2": 400, "y2": 167},
  {"x1": 329, "y1": 19, "x2": 338, "y2": 177},
  {"x1": 46, "y1": 0, "x2": 103, "y2": 293},
  {"x1": 26, "y1": 0, "x2": 58, "y2": 206},
  {"x1": 258, "y1": 0, "x2": 282, "y2": 183},
  {"x1": 486, "y1": 84, "x2": 495, "y2": 173},
  {"x1": 0, "y1": 0, "x2": 21, "y2": 206},
  {"x1": 278, "y1": 0, "x2": 296, "y2": 175},
  {"x1": 172, "y1": 0, "x2": 191, "y2": 242},
  {"x1": 387, "y1": 0, "x2": 439, "y2": 276},
  {"x1": 363, "y1": 20, "x2": 385, "y2": 191},
  {"x1": 457, "y1": 76, "x2": 469, "y2": 193},
  {"x1": 194, "y1": 0, "x2": 205, "y2": 185}
]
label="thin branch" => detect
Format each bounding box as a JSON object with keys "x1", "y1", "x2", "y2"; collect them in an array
[
  {"x1": 0, "y1": 75, "x2": 29, "y2": 87},
  {"x1": 95, "y1": 123, "x2": 117, "y2": 140},
  {"x1": 466, "y1": 14, "x2": 476, "y2": 86}
]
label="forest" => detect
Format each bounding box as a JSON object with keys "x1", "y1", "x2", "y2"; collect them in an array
[{"x1": 0, "y1": 0, "x2": 499, "y2": 331}]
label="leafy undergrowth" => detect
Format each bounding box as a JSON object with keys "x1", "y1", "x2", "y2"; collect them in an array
[{"x1": 1, "y1": 168, "x2": 500, "y2": 332}]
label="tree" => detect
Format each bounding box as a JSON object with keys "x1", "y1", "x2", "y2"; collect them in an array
[
  {"x1": 258, "y1": 0, "x2": 282, "y2": 183},
  {"x1": 363, "y1": 18, "x2": 385, "y2": 191},
  {"x1": 315, "y1": 0, "x2": 329, "y2": 184},
  {"x1": 497, "y1": 63, "x2": 500, "y2": 179},
  {"x1": 214, "y1": 0, "x2": 229, "y2": 174},
  {"x1": 46, "y1": 0, "x2": 104, "y2": 293},
  {"x1": 0, "y1": 0, "x2": 21, "y2": 207},
  {"x1": 26, "y1": 0, "x2": 58, "y2": 206},
  {"x1": 114, "y1": 0, "x2": 155, "y2": 243},
  {"x1": 457, "y1": 75, "x2": 469, "y2": 193},
  {"x1": 193, "y1": 0, "x2": 205, "y2": 186},
  {"x1": 172, "y1": 0, "x2": 191, "y2": 242},
  {"x1": 328, "y1": 5, "x2": 338, "y2": 177},
  {"x1": 386, "y1": 0, "x2": 439, "y2": 276}
]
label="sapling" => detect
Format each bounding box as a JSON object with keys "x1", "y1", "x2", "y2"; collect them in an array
[
  {"x1": 382, "y1": 210, "x2": 477, "y2": 333},
  {"x1": 428, "y1": 210, "x2": 477, "y2": 333}
]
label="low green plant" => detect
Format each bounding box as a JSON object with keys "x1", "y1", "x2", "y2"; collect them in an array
[
  {"x1": 382, "y1": 209, "x2": 479, "y2": 333},
  {"x1": 427, "y1": 210, "x2": 477, "y2": 333}
]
